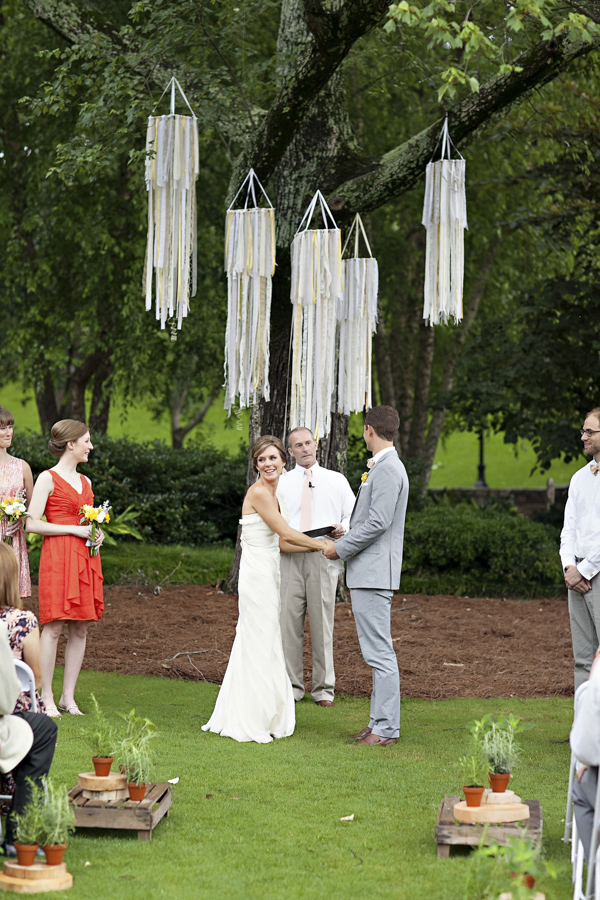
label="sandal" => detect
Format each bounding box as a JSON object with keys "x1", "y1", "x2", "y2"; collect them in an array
[
  {"x1": 45, "y1": 704, "x2": 62, "y2": 718},
  {"x1": 58, "y1": 703, "x2": 84, "y2": 716}
]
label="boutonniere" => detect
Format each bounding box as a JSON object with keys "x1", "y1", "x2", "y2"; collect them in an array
[{"x1": 361, "y1": 472, "x2": 368, "y2": 483}]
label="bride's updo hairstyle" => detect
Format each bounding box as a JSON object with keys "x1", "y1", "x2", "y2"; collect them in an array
[
  {"x1": 48, "y1": 419, "x2": 88, "y2": 458},
  {"x1": 251, "y1": 436, "x2": 287, "y2": 472}
]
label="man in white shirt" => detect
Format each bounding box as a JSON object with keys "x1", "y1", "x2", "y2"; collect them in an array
[
  {"x1": 560, "y1": 406, "x2": 600, "y2": 689},
  {"x1": 277, "y1": 427, "x2": 355, "y2": 706}
]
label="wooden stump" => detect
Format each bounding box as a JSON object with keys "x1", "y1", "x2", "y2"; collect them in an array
[
  {"x1": 435, "y1": 795, "x2": 542, "y2": 859},
  {"x1": 77, "y1": 772, "x2": 128, "y2": 802},
  {"x1": 0, "y1": 861, "x2": 72, "y2": 893}
]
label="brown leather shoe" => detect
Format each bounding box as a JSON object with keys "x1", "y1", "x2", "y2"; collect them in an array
[
  {"x1": 349, "y1": 726, "x2": 372, "y2": 741},
  {"x1": 357, "y1": 733, "x2": 398, "y2": 746},
  {"x1": 316, "y1": 699, "x2": 334, "y2": 707}
]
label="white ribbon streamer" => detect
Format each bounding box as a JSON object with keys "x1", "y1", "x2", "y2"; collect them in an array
[
  {"x1": 289, "y1": 191, "x2": 343, "y2": 441},
  {"x1": 143, "y1": 78, "x2": 199, "y2": 330},
  {"x1": 223, "y1": 169, "x2": 275, "y2": 414},
  {"x1": 422, "y1": 117, "x2": 467, "y2": 325}
]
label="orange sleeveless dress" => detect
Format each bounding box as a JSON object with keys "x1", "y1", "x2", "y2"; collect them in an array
[{"x1": 38, "y1": 471, "x2": 104, "y2": 625}]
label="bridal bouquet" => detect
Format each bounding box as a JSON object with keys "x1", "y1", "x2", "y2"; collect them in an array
[
  {"x1": 80, "y1": 501, "x2": 111, "y2": 556},
  {"x1": 0, "y1": 492, "x2": 29, "y2": 545}
]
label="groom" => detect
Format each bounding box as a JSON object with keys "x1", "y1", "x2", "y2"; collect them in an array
[{"x1": 323, "y1": 406, "x2": 408, "y2": 746}]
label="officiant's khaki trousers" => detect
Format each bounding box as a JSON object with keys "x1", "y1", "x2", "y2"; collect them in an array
[{"x1": 280, "y1": 551, "x2": 338, "y2": 703}]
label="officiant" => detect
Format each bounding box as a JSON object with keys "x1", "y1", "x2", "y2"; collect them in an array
[{"x1": 277, "y1": 427, "x2": 355, "y2": 706}]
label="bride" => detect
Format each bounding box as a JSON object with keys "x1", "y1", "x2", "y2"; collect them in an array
[{"x1": 202, "y1": 436, "x2": 325, "y2": 743}]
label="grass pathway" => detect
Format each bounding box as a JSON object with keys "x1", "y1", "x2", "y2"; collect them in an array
[{"x1": 47, "y1": 670, "x2": 574, "y2": 899}]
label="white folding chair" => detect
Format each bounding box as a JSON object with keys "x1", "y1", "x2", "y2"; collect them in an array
[
  {"x1": 14, "y1": 659, "x2": 37, "y2": 713},
  {"x1": 0, "y1": 659, "x2": 37, "y2": 844}
]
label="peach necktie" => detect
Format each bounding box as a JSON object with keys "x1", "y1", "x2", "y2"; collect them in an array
[{"x1": 300, "y1": 468, "x2": 313, "y2": 532}]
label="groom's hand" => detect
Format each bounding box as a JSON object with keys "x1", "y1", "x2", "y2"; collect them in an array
[{"x1": 322, "y1": 540, "x2": 339, "y2": 560}]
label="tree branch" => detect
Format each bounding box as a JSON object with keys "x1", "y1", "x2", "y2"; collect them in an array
[{"x1": 329, "y1": 29, "x2": 600, "y2": 221}]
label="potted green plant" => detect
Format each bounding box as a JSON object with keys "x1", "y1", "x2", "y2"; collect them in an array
[
  {"x1": 13, "y1": 779, "x2": 44, "y2": 866},
  {"x1": 38, "y1": 776, "x2": 76, "y2": 866},
  {"x1": 117, "y1": 709, "x2": 157, "y2": 801},
  {"x1": 480, "y1": 715, "x2": 534, "y2": 793},
  {"x1": 460, "y1": 717, "x2": 491, "y2": 807},
  {"x1": 86, "y1": 694, "x2": 119, "y2": 776},
  {"x1": 465, "y1": 830, "x2": 556, "y2": 900}
]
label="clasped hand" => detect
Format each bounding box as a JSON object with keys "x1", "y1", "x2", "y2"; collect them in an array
[
  {"x1": 76, "y1": 524, "x2": 105, "y2": 548},
  {"x1": 564, "y1": 565, "x2": 591, "y2": 594},
  {"x1": 5, "y1": 518, "x2": 22, "y2": 537},
  {"x1": 321, "y1": 539, "x2": 339, "y2": 560}
]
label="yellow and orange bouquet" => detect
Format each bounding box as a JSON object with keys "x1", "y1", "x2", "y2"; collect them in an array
[
  {"x1": 0, "y1": 492, "x2": 29, "y2": 545},
  {"x1": 79, "y1": 501, "x2": 111, "y2": 556}
]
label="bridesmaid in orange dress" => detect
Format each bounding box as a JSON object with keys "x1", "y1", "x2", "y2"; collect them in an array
[
  {"x1": 0, "y1": 407, "x2": 33, "y2": 598},
  {"x1": 26, "y1": 420, "x2": 104, "y2": 718}
]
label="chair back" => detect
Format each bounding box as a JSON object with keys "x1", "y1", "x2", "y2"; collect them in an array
[{"x1": 14, "y1": 659, "x2": 37, "y2": 713}]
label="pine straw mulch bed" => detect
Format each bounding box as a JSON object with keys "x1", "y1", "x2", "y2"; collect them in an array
[{"x1": 24, "y1": 584, "x2": 573, "y2": 700}]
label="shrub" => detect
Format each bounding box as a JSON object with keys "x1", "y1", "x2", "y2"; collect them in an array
[
  {"x1": 401, "y1": 505, "x2": 563, "y2": 598},
  {"x1": 12, "y1": 432, "x2": 246, "y2": 546}
]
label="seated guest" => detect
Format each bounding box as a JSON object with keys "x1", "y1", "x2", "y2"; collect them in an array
[
  {"x1": 0, "y1": 623, "x2": 57, "y2": 856},
  {"x1": 0, "y1": 543, "x2": 45, "y2": 713},
  {"x1": 571, "y1": 651, "x2": 600, "y2": 861}
]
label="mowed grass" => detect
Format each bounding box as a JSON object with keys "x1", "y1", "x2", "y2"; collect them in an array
[{"x1": 43, "y1": 669, "x2": 575, "y2": 900}]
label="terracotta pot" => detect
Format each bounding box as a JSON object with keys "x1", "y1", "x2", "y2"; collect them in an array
[
  {"x1": 128, "y1": 782, "x2": 147, "y2": 801},
  {"x1": 14, "y1": 843, "x2": 39, "y2": 866},
  {"x1": 43, "y1": 843, "x2": 67, "y2": 866},
  {"x1": 463, "y1": 785, "x2": 485, "y2": 808},
  {"x1": 92, "y1": 756, "x2": 113, "y2": 777},
  {"x1": 510, "y1": 872, "x2": 535, "y2": 889},
  {"x1": 489, "y1": 772, "x2": 511, "y2": 793}
]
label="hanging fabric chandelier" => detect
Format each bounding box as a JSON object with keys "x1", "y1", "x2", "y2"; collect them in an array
[
  {"x1": 143, "y1": 77, "x2": 199, "y2": 331},
  {"x1": 223, "y1": 169, "x2": 276, "y2": 416},
  {"x1": 289, "y1": 190, "x2": 343, "y2": 441},
  {"x1": 422, "y1": 116, "x2": 467, "y2": 325},
  {"x1": 338, "y1": 214, "x2": 378, "y2": 416}
]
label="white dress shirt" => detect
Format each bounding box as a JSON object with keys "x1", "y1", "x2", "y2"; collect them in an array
[
  {"x1": 560, "y1": 459, "x2": 600, "y2": 580},
  {"x1": 277, "y1": 462, "x2": 355, "y2": 533},
  {"x1": 369, "y1": 446, "x2": 396, "y2": 467}
]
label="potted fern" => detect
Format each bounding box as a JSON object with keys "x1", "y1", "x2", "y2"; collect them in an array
[
  {"x1": 38, "y1": 776, "x2": 76, "y2": 866},
  {"x1": 117, "y1": 709, "x2": 157, "y2": 801},
  {"x1": 86, "y1": 693, "x2": 119, "y2": 776}
]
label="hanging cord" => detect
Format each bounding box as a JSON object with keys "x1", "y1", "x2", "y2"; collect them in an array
[
  {"x1": 228, "y1": 168, "x2": 274, "y2": 211},
  {"x1": 429, "y1": 114, "x2": 464, "y2": 163},
  {"x1": 296, "y1": 189, "x2": 338, "y2": 234},
  {"x1": 152, "y1": 76, "x2": 197, "y2": 118},
  {"x1": 342, "y1": 213, "x2": 373, "y2": 259}
]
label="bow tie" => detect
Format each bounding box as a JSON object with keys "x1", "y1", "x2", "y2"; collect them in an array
[
  {"x1": 367, "y1": 458, "x2": 375, "y2": 469},
  {"x1": 592, "y1": 462, "x2": 600, "y2": 475}
]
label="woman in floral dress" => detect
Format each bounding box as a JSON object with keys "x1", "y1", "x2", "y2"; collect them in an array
[
  {"x1": 0, "y1": 407, "x2": 33, "y2": 598},
  {"x1": 0, "y1": 542, "x2": 44, "y2": 713}
]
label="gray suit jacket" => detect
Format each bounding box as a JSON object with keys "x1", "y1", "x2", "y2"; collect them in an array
[{"x1": 335, "y1": 450, "x2": 408, "y2": 590}]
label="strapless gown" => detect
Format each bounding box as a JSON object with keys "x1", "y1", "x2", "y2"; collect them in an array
[{"x1": 202, "y1": 513, "x2": 295, "y2": 743}]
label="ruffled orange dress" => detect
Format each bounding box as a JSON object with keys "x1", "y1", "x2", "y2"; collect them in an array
[{"x1": 38, "y1": 471, "x2": 104, "y2": 625}]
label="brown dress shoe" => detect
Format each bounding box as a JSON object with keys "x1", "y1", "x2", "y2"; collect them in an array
[
  {"x1": 316, "y1": 699, "x2": 334, "y2": 707},
  {"x1": 357, "y1": 733, "x2": 397, "y2": 746},
  {"x1": 349, "y1": 726, "x2": 372, "y2": 741}
]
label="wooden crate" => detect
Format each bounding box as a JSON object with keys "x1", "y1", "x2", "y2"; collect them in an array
[
  {"x1": 435, "y1": 795, "x2": 542, "y2": 858},
  {"x1": 68, "y1": 782, "x2": 172, "y2": 841}
]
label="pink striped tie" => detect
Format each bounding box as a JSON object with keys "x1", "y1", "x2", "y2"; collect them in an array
[{"x1": 300, "y1": 468, "x2": 313, "y2": 532}]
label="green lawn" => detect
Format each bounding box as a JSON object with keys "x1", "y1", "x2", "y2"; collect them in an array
[{"x1": 40, "y1": 669, "x2": 574, "y2": 900}]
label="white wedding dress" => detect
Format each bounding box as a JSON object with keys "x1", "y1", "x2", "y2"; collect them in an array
[{"x1": 202, "y1": 513, "x2": 295, "y2": 743}]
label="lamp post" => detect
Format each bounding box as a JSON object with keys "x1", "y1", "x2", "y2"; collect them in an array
[{"x1": 474, "y1": 428, "x2": 489, "y2": 488}]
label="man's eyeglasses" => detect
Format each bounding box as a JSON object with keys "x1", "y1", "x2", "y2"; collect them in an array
[{"x1": 580, "y1": 429, "x2": 600, "y2": 437}]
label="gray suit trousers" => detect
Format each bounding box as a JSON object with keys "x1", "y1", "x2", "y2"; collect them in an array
[
  {"x1": 280, "y1": 552, "x2": 338, "y2": 702},
  {"x1": 350, "y1": 587, "x2": 400, "y2": 739},
  {"x1": 569, "y1": 575, "x2": 600, "y2": 690}
]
